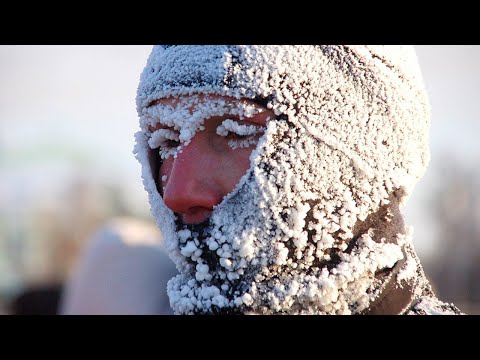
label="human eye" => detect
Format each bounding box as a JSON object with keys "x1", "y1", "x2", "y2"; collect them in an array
[
  {"x1": 225, "y1": 132, "x2": 249, "y2": 140},
  {"x1": 148, "y1": 128, "x2": 181, "y2": 159},
  {"x1": 216, "y1": 119, "x2": 265, "y2": 150}
]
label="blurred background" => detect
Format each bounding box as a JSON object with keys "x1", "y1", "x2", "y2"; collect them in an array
[{"x1": 0, "y1": 45, "x2": 479, "y2": 314}]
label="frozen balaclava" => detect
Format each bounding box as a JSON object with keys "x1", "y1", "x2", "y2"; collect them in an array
[{"x1": 134, "y1": 46, "x2": 454, "y2": 315}]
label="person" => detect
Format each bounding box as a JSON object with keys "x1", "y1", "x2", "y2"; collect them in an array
[
  {"x1": 59, "y1": 217, "x2": 177, "y2": 315},
  {"x1": 134, "y1": 45, "x2": 463, "y2": 315}
]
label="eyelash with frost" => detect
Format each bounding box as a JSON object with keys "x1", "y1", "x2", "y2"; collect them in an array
[
  {"x1": 148, "y1": 128, "x2": 181, "y2": 159},
  {"x1": 148, "y1": 128, "x2": 180, "y2": 148},
  {"x1": 217, "y1": 119, "x2": 266, "y2": 149}
]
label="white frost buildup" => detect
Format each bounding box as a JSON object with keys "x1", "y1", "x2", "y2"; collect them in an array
[
  {"x1": 135, "y1": 46, "x2": 436, "y2": 314},
  {"x1": 180, "y1": 241, "x2": 197, "y2": 257},
  {"x1": 397, "y1": 256, "x2": 418, "y2": 283}
]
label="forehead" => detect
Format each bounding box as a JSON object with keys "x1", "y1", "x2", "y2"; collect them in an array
[
  {"x1": 149, "y1": 94, "x2": 265, "y2": 112},
  {"x1": 141, "y1": 94, "x2": 274, "y2": 135}
]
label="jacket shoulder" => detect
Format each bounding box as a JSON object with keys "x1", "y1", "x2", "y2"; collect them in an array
[{"x1": 406, "y1": 296, "x2": 464, "y2": 315}]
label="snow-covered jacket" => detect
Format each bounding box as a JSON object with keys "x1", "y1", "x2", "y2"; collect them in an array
[{"x1": 60, "y1": 217, "x2": 177, "y2": 315}]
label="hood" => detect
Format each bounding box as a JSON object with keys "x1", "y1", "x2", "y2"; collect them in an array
[{"x1": 134, "y1": 45, "x2": 432, "y2": 314}]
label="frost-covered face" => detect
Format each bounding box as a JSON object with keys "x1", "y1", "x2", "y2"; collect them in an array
[
  {"x1": 149, "y1": 95, "x2": 274, "y2": 225},
  {"x1": 135, "y1": 45, "x2": 432, "y2": 314}
]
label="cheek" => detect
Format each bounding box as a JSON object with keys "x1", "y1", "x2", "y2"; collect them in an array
[
  {"x1": 237, "y1": 148, "x2": 254, "y2": 171},
  {"x1": 226, "y1": 147, "x2": 256, "y2": 186}
]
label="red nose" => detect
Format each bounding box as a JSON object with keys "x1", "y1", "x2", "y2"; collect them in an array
[{"x1": 161, "y1": 136, "x2": 224, "y2": 225}]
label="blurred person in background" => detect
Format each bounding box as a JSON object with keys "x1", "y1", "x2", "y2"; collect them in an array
[
  {"x1": 133, "y1": 45, "x2": 463, "y2": 315},
  {"x1": 60, "y1": 217, "x2": 177, "y2": 315},
  {"x1": 8, "y1": 283, "x2": 63, "y2": 315}
]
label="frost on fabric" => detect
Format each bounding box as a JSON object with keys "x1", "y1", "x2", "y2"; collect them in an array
[
  {"x1": 397, "y1": 253, "x2": 418, "y2": 283},
  {"x1": 134, "y1": 45, "x2": 433, "y2": 314},
  {"x1": 408, "y1": 297, "x2": 464, "y2": 315}
]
